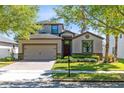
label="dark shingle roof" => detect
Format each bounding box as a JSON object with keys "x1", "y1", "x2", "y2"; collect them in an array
[
  {"x1": 73, "y1": 31, "x2": 104, "y2": 39},
  {"x1": 30, "y1": 34, "x2": 62, "y2": 39},
  {"x1": 60, "y1": 30, "x2": 76, "y2": 35},
  {"x1": 37, "y1": 20, "x2": 63, "y2": 25}
]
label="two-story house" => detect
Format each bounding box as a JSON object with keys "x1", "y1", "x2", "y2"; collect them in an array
[{"x1": 19, "y1": 21, "x2": 103, "y2": 61}]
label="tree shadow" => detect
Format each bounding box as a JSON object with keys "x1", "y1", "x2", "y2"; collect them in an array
[
  {"x1": 54, "y1": 62, "x2": 120, "y2": 71},
  {"x1": 74, "y1": 63, "x2": 120, "y2": 71}
]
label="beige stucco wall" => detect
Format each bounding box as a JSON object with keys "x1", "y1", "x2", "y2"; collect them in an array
[
  {"x1": 30, "y1": 34, "x2": 62, "y2": 39},
  {"x1": 19, "y1": 39, "x2": 62, "y2": 54},
  {"x1": 72, "y1": 33, "x2": 103, "y2": 54}
]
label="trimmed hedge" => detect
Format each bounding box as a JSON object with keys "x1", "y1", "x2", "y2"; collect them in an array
[
  {"x1": 0, "y1": 57, "x2": 15, "y2": 61},
  {"x1": 56, "y1": 56, "x2": 98, "y2": 63},
  {"x1": 82, "y1": 58, "x2": 97, "y2": 62},
  {"x1": 72, "y1": 54, "x2": 100, "y2": 61},
  {"x1": 56, "y1": 54, "x2": 100, "y2": 63},
  {"x1": 56, "y1": 58, "x2": 97, "y2": 63},
  {"x1": 56, "y1": 59, "x2": 68, "y2": 63}
]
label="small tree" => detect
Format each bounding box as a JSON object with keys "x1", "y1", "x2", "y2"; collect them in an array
[
  {"x1": 0, "y1": 5, "x2": 42, "y2": 60},
  {"x1": 0, "y1": 5, "x2": 41, "y2": 40}
]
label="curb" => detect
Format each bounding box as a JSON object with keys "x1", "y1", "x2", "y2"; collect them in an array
[{"x1": 52, "y1": 79, "x2": 124, "y2": 82}]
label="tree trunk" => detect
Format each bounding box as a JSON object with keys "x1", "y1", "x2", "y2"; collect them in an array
[
  {"x1": 114, "y1": 36, "x2": 118, "y2": 62},
  {"x1": 104, "y1": 34, "x2": 110, "y2": 63}
]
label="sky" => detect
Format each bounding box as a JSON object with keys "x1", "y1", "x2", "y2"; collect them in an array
[
  {"x1": 1, "y1": 5, "x2": 101, "y2": 40},
  {"x1": 37, "y1": 5, "x2": 81, "y2": 33},
  {"x1": 37, "y1": 5, "x2": 101, "y2": 34}
]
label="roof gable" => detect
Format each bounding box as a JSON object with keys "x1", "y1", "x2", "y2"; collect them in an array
[
  {"x1": 60, "y1": 30, "x2": 76, "y2": 35},
  {"x1": 37, "y1": 21, "x2": 63, "y2": 25},
  {"x1": 73, "y1": 32, "x2": 104, "y2": 39}
]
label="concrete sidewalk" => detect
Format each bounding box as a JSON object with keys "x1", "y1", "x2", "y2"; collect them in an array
[
  {"x1": 0, "y1": 70, "x2": 52, "y2": 82},
  {"x1": 0, "y1": 69, "x2": 124, "y2": 82},
  {"x1": 52, "y1": 70, "x2": 124, "y2": 74}
]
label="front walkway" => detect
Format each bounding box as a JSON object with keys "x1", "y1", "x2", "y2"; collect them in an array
[{"x1": 0, "y1": 70, "x2": 52, "y2": 82}]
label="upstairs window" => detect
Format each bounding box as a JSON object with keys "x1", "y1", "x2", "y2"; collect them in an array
[
  {"x1": 51, "y1": 25, "x2": 58, "y2": 34},
  {"x1": 39, "y1": 25, "x2": 48, "y2": 34}
]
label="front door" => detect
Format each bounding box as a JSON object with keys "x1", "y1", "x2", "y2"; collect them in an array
[{"x1": 63, "y1": 40, "x2": 71, "y2": 56}]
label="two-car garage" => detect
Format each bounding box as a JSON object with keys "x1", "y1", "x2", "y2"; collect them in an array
[
  {"x1": 19, "y1": 34, "x2": 62, "y2": 61},
  {"x1": 23, "y1": 44, "x2": 57, "y2": 61}
]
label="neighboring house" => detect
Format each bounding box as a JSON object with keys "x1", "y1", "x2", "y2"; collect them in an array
[
  {"x1": 0, "y1": 36, "x2": 18, "y2": 59},
  {"x1": 109, "y1": 34, "x2": 124, "y2": 59},
  {"x1": 19, "y1": 22, "x2": 104, "y2": 61}
]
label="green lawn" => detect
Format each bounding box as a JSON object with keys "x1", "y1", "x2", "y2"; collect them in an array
[
  {"x1": 52, "y1": 73, "x2": 124, "y2": 81},
  {"x1": 52, "y1": 59, "x2": 124, "y2": 71},
  {"x1": 0, "y1": 62, "x2": 13, "y2": 68}
]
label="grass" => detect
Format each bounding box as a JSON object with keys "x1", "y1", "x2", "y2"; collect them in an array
[
  {"x1": 52, "y1": 73, "x2": 124, "y2": 81},
  {"x1": 52, "y1": 59, "x2": 124, "y2": 71},
  {"x1": 52, "y1": 59, "x2": 124, "y2": 81},
  {"x1": 0, "y1": 62, "x2": 13, "y2": 68}
]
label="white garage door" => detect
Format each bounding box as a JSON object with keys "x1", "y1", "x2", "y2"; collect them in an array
[
  {"x1": 24, "y1": 44, "x2": 57, "y2": 61},
  {"x1": 0, "y1": 48, "x2": 10, "y2": 58}
]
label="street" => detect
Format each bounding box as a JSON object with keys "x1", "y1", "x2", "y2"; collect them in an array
[{"x1": 0, "y1": 81, "x2": 124, "y2": 88}]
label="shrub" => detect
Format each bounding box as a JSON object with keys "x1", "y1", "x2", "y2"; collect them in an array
[
  {"x1": 63, "y1": 56, "x2": 69, "y2": 59},
  {"x1": 72, "y1": 54, "x2": 100, "y2": 61},
  {"x1": 56, "y1": 59, "x2": 68, "y2": 63},
  {"x1": 72, "y1": 54, "x2": 85, "y2": 58},
  {"x1": 73, "y1": 58, "x2": 97, "y2": 62},
  {"x1": 56, "y1": 58, "x2": 97, "y2": 63},
  {"x1": 108, "y1": 54, "x2": 114, "y2": 63},
  {"x1": 0, "y1": 57, "x2": 15, "y2": 61},
  {"x1": 56, "y1": 54, "x2": 99, "y2": 63},
  {"x1": 91, "y1": 55, "x2": 100, "y2": 61},
  {"x1": 57, "y1": 55, "x2": 63, "y2": 59},
  {"x1": 70, "y1": 57, "x2": 79, "y2": 62},
  {"x1": 83, "y1": 58, "x2": 97, "y2": 62}
]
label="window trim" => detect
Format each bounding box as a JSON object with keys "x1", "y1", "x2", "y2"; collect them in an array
[
  {"x1": 82, "y1": 40, "x2": 93, "y2": 54},
  {"x1": 51, "y1": 25, "x2": 59, "y2": 34}
]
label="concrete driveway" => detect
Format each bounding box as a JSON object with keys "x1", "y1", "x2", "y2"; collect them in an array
[
  {"x1": 0, "y1": 60, "x2": 55, "y2": 70},
  {"x1": 0, "y1": 61, "x2": 55, "y2": 82}
]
